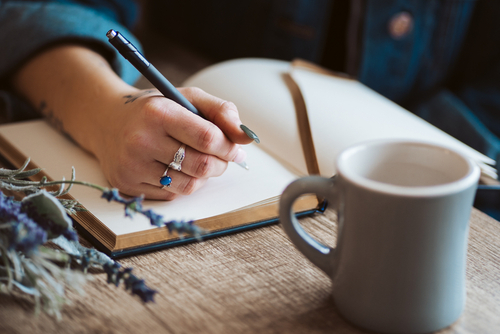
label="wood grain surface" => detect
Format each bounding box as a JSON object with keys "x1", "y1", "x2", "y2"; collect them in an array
[{"x1": 1, "y1": 208, "x2": 499, "y2": 334}]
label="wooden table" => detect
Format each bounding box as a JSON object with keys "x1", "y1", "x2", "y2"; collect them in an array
[{"x1": 1, "y1": 207, "x2": 499, "y2": 334}]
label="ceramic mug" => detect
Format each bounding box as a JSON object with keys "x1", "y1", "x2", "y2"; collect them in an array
[{"x1": 279, "y1": 140, "x2": 480, "y2": 333}]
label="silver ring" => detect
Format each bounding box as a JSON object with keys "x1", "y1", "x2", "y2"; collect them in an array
[
  {"x1": 160, "y1": 144, "x2": 186, "y2": 189},
  {"x1": 169, "y1": 144, "x2": 186, "y2": 171}
]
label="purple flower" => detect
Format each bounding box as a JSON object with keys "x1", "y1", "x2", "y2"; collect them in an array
[
  {"x1": 103, "y1": 261, "x2": 156, "y2": 303},
  {"x1": 62, "y1": 228, "x2": 78, "y2": 242},
  {"x1": 124, "y1": 275, "x2": 157, "y2": 303},
  {"x1": 101, "y1": 189, "x2": 144, "y2": 218},
  {"x1": 10, "y1": 217, "x2": 48, "y2": 254},
  {"x1": 101, "y1": 188, "x2": 122, "y2": 202},
  {"x1": 117, "y1": 267, "x2": 133, "y2": 283},
  {"x1": 99, "y1": 189, "x2": 204, "y2": 239},
  {"x1": 103, "y1": 262, "x2": 122, "y2": 285},
  {"x1": 124, "y1": 197, "x2": 143, "y2": 218},
  {"x1": 165, "y1": 220, "x2": 198, "y2": 236},
  {"x1": 0, "y1": 192, "x2": 47, "y2": 254},
  {"x1": 142, "y1": 209, "x2": 164, "y2": 227},
  {"x1": 80, "y1": 249, "x2": 98, "y2": 271},
  {"x1": 131, "y1": 281, "x2": 157, "y2": 303}
]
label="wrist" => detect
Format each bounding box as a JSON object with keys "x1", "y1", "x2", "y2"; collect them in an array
[{"x1": 11, "y1": 44, "x2": 139, "y2": 159}]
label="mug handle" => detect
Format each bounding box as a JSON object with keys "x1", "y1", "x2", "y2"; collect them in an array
[{"x1": 279, "y1": 176, "x2": 337, "y2": 277}]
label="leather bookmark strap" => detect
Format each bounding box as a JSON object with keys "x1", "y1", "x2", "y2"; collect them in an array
[
  {"x1": 282, "y1": 71, "x2": 321, "y2": 176},
  {"x1": 285, "y1": 59, "x2": 355, "y2": 176}
]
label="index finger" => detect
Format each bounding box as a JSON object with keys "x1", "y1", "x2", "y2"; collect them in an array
[
  {"x1": 150, "y1": 96, "x2": 244, "y2": 163},
  {"x1": 178, "y1": 87, "x2": 256, "y2": 145}
]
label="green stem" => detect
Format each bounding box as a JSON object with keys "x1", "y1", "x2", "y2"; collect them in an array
[{"x1": 1, "y1": 179, "x2": 108, "y2": 193}]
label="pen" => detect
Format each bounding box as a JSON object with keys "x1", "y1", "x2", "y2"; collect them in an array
[
  {"x1": 106, "y1": 29, "x2": 251, "y2": 169},
  {"x1": 106, "y1": 29, "x2": 201, "y2": 116}
]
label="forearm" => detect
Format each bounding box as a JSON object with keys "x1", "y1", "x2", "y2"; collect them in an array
[{"x1": 11, "y1": 45, "x2": 139, "y2": 158}]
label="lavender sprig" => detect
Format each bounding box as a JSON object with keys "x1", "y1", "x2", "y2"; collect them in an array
[
  {"x1": 1, "y1": 159, "x2": 207, "y2": 316},
  {"x1": 103, "y1": 262, "x2": 157, "y2": 303},
  {"x1": 0, "y1": 192, "x2": 48, "y2": 255},
  {"x1": 1, "y1": 159, "x2": 206, "y2": 238},
  {"x1": 101, "y1": 188, "x2": 206, "y2": 239}
]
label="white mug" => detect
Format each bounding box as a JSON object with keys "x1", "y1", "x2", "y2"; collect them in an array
[{"x1": 279, "y1": 140, "x2": 480, "y2": 333}]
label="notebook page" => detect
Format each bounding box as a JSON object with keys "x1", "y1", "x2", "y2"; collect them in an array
[
  {"x1": 290, "y1": 68, "x2": 496, "y2": 178},
  {"x1": 183, "y1": 58, "x2": 309, "y2": 176}
]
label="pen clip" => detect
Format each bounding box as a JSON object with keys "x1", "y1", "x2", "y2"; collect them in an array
[{"x1": 107, "y1": 29, "x2": 150, "y2": 70}]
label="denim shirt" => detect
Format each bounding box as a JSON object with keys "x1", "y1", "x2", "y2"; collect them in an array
[
  {"x1": 150, "y1": 0, "x2": 500, "y2": 160},
  {"x1": 358, "y1": 1, "x2": 500, "y2": 161},
  {"x1": 0, "y1": 0, "x2": 141, "y2": 121},
  {"x1": 1, "y1": 0, "x2": 500, "y2": 161}
]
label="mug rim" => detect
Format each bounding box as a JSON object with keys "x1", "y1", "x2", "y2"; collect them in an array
[{"x1": 336, "y1": 140, "x2": 481, "y2": 197}]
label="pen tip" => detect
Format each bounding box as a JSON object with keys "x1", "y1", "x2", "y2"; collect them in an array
[{"x1": 236, "y1": 161, "x2": 250, "y2": 170}]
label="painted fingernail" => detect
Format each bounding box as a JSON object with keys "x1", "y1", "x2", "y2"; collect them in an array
[{"x1": 240, "y1": 124, "x2": 260, "y2": 144}]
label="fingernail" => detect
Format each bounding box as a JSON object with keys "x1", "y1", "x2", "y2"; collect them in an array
[
  {"x1": 240, "y1": 124, "x2": 260, "y2": 144},
  {"x1": 233, "y1": 148, "x2": 247, "y2": 163}
]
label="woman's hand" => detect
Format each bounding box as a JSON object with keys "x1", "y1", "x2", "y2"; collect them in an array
[
  {"x1": 95, "y1": 87, "x2": 252, "y2": 200},
  {"x1": 12, "y1": 45, "x2": 253, "y2": 200}
]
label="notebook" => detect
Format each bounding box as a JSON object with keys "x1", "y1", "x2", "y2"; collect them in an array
[{"x1": 0, "y1": 58, "x2": 494, "y2": 258}]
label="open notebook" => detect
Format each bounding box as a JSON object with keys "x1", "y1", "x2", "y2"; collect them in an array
[
  {"x1": 184, "y1": 58, "x2": 495, "y2": 179},
  {"x1": 0, "y1": 58, "x2": 494, "y2": 258}
]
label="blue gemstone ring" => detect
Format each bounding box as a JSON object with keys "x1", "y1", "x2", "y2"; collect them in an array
[{"x1": 160, "y1": 144, "x2": 186, "y2": 189}]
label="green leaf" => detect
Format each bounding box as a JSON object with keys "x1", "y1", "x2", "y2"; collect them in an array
[
  {"x1": 38, "y1": 246, "x2": 71, "y2": 263},
  {"x1": 22, "y1": 190, "x2": 73, "y2": 239}
]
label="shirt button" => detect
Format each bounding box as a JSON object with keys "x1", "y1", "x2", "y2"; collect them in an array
[{"x1": 388, "y1": 11, "x2": 413, "y2": 39}]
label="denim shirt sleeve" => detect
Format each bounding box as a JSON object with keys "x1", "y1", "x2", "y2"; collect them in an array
[
  {"x1": 0, "y1": 1, "x2": 141, "y2": 85},
  {"x1": 0, "y1": 1, "x2": 142, "y2": 122}
]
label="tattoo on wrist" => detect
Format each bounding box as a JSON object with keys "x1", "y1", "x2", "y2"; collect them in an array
[
  {"x1": 123, "y1": 90, "x2": 155, "y2": 104},
  {"x1": 39, "y1": 101, "x2": 72, "y2": 140}
]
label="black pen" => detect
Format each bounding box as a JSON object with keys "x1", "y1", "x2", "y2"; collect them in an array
[
  {"x1": 107, "y1": 29, "x2": 253, "y2": 169},
  {"x1": 107, "y1": 29, "x2": 201, "y2": 116}
]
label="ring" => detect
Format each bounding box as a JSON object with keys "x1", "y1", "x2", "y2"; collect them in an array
[{"x1": 160, "y1": 144, "x2": 186, "y2": 189}]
